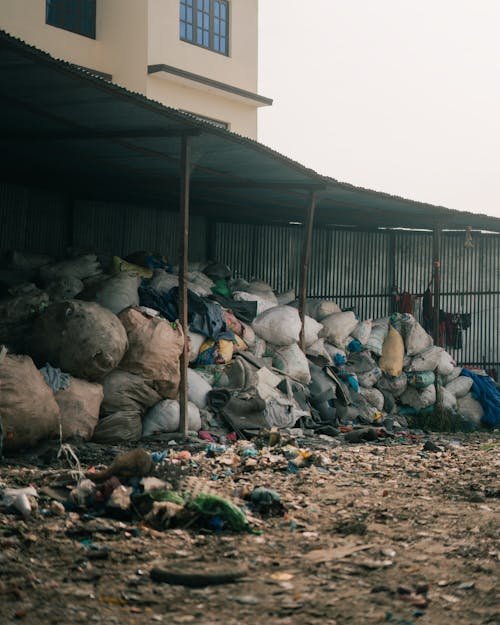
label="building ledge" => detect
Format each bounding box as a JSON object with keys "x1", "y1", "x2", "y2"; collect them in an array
[{"x1": 148, "y1": 63, "x2": 272, "y2": 107}]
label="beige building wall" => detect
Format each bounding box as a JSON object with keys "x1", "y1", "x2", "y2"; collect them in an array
[
  {"x1": 0, "y1": 0, "x2": 103, "y2": 70},
  {"x1": 148, "y1": 0, "x2": 258, "y2": 92},
  {"x1": 0, "y1": 0, "x2": 267, "y2": 138}
]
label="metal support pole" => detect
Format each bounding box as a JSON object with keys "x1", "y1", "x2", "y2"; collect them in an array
[
  {"x1": 432, "y1": 226, "x2": 441, "y2": 346},
  {"x1": 298, "y1": 191, "x2": 317, "y2": 351},
  {"x1": 178, "y1": 136, "x2": 191, "y2": 436}
]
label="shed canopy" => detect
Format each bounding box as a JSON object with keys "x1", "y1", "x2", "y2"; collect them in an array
[{"x1": 1, "y1": 29, "x2": 499, "y2": 232}]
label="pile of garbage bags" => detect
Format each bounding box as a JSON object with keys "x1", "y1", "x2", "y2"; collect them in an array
[{"x1": 0, "y1": 249, "x2": 497, "y2": 454}]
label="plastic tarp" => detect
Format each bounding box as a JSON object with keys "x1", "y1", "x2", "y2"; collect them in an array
[{"x1": 461, "y1": 369, "x2": 500, "y2": 427}]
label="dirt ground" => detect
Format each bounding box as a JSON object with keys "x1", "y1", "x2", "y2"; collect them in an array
[{"x1": 0, "y1": 431, "x2": 498, "y2": 625}]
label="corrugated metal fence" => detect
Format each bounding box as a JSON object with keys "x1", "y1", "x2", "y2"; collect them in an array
[{"x1": 214, "y1": 223, "x2": 500, "y2": 369}]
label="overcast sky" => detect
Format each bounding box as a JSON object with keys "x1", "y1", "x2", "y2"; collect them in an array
[{"x1": 258, "y1": 0, "x2": 500, "y2": 218}]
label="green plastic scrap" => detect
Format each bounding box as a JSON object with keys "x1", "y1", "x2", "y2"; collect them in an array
[{"x1": 188, "y1": 493, "x2": 250, "y2": 532}]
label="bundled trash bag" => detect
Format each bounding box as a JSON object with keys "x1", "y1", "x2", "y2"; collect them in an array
[
  {"x1": 119, "y1": 308, "x2": 184, "y2": 399},
  {"x1": 30, "y1": 300, "x2": 128, "y2": 381},
  {"x1": 245, "y1": 280, "x2": 278, "y2": 305},
  {"x1": 377, "y1": 372, "x2": 407, "y2": 397},
  {"x1": 101, "y1": 370, "x2": 162, "y2": 416},
  {"x1": 233, "y1": 291, "x2": 276, "y2": 315},
  {"x1": 400, "y1": 384, "x2": 436, "y2": 410},
  {"x1": 379, "y1": 325, "x2": 405, "y2": 377},
  {"x1": 188, "y1": 331, "x2": 206, "y2": 363},
  {"x1": 0, "y1": 284, "x2": 50, "y2": 351},
  {"x1": 0, "y1": 348, "x2": 60, "y2": 451},
  {"x1": 357, "y1": 366, "x2": 382, "y2": 388},
  {"x1": 351, "y1": 320, "x2": 372, "y2": 345},
  {"x1": 436, "y1": 386, "x2": 457, "y2": 411},
  {"x1": 359, "y1": 386, "x2": 385, "y2": 412},
  {"x1": 149, "y1": 269, "x2": 179, "y2": 292},
  {"x1": 92, "y1": 410, "x2": 143, "y2": 443},
  {"x1": 437, "y1": 350, "x2": 455, "y2": 376},
  {"x1": 55, "y1": 377, "x2": 103, "y2": 441},
  {"x1": 442, "y1": 366, "x2": 462, "y2": 385},
  {"x1": 113, "y1": 255, "x2": 153, "y2": 278},
  {"x1": 410, "y1": 346, "x2": 444, "y2": 372},
  {"x1": 320, "y1": 311, "x2": 358, "y2": 348},
  {"x1": 457, "y1": 393, "x2": 484, "y2": 426},
  {"x1": 207, "y1": 388, "x2": 300, "y2": 433},
  {"x1": 203, "y1": 261, "x2": 231, "y2": 281},
  {"x1": 93, "y1": 271, "x2": 141, "y2": 314},
  {"x1": 143, "y1": 399, "x2": 201, "y2": 435},
  {"x1": 40, "y1": 254, "x2": 102, "y2": 285},
  {"x1": 301, "y1": 299, "x2": 341, "y2": 321},
  {"x1": 407, "y1": 370, "x2": 435, "y2": 388},
  {"x1": 346, "y1": 350, "x2": 377, "y2": 375},
  {"x1": 308, "y1": 361, "x2": 337, "y2": 422},
  {"x1": 365, "y1": 318, "x2": 390, "y2": 356},
  {"x1": 187, "y1": 368, "x2": 212, "y2": 409},
  {"x1": 5, "y1": 250, "x2": 53, "y2": 273},
  {"x1": 252, "y1": 306, "x2": 301, "y2": 347},
  {"x1": 401, "y1": 315, "x2": 433, "y2": 356},
  {"x1": 445, "y1": 375, "x2": 473, "y2": 398},
  {"x1": 45, "y1": 277, "x2": 84, "y2": 302},
  {"x1": 306, "y1": 338, "x2": 333, "y2": 365},
  {"x1": 269, "y1": 343, "x2": 311, "y2": 385}
]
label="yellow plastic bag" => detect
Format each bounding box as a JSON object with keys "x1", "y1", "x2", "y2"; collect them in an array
[
  {"x1": 113, "y1": 256, "x2": 153, "y2": 279},
  {"x1": 379, "y1": 325, "x2": 404, "y2": 377}
]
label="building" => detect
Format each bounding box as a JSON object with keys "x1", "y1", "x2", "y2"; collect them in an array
[{"x1": 0, "y1": 0, "x2": 271, "y2": 138}]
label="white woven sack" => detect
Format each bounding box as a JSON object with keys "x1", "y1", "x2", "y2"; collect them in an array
[
  {"x1": 187, "y1": 368, "x2": 212, "y2": 409},
  {"x1": 442, "y1": 367, "x2": 462, "y2": 385},
  {"x1": 410, "y1": 346, "x2": 444, "y2": 372},
  {"x1": 436, "y1": 386, "x2": 457, "y2": 410},
  {"x1": 457, "y1": 394, "x2": 483, "y2": 425},
  {"x1": 143, "y1": 400, "x2": 201, "y2": 436},
  {"x1": 400, "y1": 384, "x2": 436, "y2": 410},
  {"x1": 189, "y1": 331, "x2": 206, "y2": 363},
  {"x1": 358, "y1": 367, "x2": 382, "y2": 388},
  {"x1": 365, "y1": 318, "x2": 390, "y2": 356},
  {"x1": 272, "y1": 342, "x2": 311, "y2": 384},
  {"x1": 359, "y1": 387, "x2": 384, "y2": 411},
  {"x1": 351, "y1": 320, "x2": 372, "y2": 345},
  {"x1": 404, "y1": 317, "x2": 433, "y2": 356},
  {"x1": 304, "y1": 315, "x2": 323, "y2": 348},
  {"x1": 252, "y1": 305, "x2": 301, "y2": 346},
  {"x1": 445, "y1": 375, "x2": 473, "y2": 398},
  {"x1": 320, "y1": 311, "x2": 358, "y2": 348},
  {"x1": 437, "y1": 350, "x2": 455, "y2": 376}
]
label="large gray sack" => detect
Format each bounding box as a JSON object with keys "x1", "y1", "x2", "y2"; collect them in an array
[
  {"x1": 92, "y1": 410, "x2": 143, "y2": 443},
  {"x1": 101, "y1": 370, "x2": 162, "y2": 416},
  {"x1": 30, "y1": 300, "x2": 128, "y2": 381}
]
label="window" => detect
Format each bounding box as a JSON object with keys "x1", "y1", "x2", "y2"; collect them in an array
[
  {"x1": 180, "y1": 0, "x2": 229, "y2": 55},
  {"x1": 46, "y1": 0, "x2": 96, "y2": 39}
]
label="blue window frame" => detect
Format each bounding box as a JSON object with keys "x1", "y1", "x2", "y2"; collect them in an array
[
  {"x1": 46, "y1": 0, "x2": 96, "y2": 39},
  {"x1": 180, "y1": 0, "x2": 229, "y2": 55}
]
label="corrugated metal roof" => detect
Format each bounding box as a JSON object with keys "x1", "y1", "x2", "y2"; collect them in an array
[{"x1": 1, "y1": 29, "x2": 499, "y2": 232}]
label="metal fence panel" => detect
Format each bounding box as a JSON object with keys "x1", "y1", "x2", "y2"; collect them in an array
[{"x1": 213, "y1": 223, "x2": 500, "y2": 369}]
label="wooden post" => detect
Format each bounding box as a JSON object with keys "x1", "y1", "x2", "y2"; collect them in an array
[
  {"x1": 178, "y1": 135, "x2": 191, "y2": 436},
  {"x1": 298, "y1": 191, "x2": 317, "y2": 351},
  {"x1": 432, "y1": 226, "x2": 441, "y2": 346}
]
